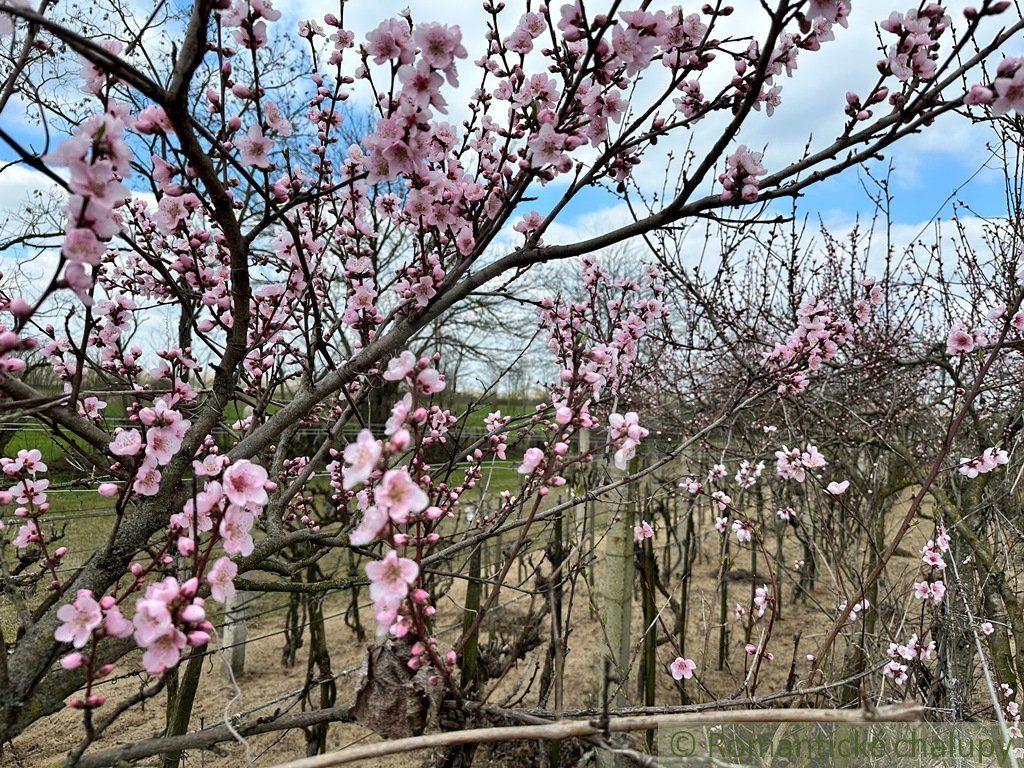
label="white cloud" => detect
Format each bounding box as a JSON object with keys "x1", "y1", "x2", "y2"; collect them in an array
[{"x1": 282, "y1": 0, "x2": 1019, "y2": 203}]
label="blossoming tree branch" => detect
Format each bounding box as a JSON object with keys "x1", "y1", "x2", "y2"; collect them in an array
[{"x1": 0, "y1": 0, "x2": 1023, "y2": 764}]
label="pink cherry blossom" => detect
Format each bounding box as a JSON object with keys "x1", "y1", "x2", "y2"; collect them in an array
[
  {"x1": 348, "y1": 504, "x2": 389, "y2": 546},
  {"x1": 133, "y1": 461, "x2": 162, "y2": 496},
  {"x1": 342, "y1": 430, "x2": 382, "y2": 490},
  {"x1": 222, "y1": 460, "x2": 269, "y2": 507},
  {"x1": 145, "y1": 423, "x2": 185, "y2": 466},
  {"x1": 219, "y1": 506, "x2": 256, "y2": 556},
  {"x1": 826, "y1": 480, "x2": 849, "y2": 495},
  {"x1": 54, "y1": 590, "x2": 103, "y2": 648},
  {"x1": 366, "y1": 549, "x2": 419, "y2": 606},
  {"x1": 139, "y1": 626, "x2": 187, "y2": 675},
  {"x1": 373, "y1": 468, "x2": 429, "y2": 524},
  {"x1": 946, "y1": 324, "x2": 975, "y2": 355},
  {"x1": 383, "y1": 350, "x2": 417, "y2": 381},
  {"x1": 236, "y1": 126, "x2": 275, "y2": 168},
  {"x1": 634, "y1": 521, "x2": 654, "y2": 542},
  {"x1": 884, "y1": 660, "x2": 908, "y2": 685},
  {"x1": 413, "y1": 22, "x2": 466, "y2": 71},
  {"x1": 992, "y1": 59, "x2": 1024, "y2": 115},
  {"x1": 670, "y1": 657, "x2": 696, "y2": 680},
  {"x1": 10, "y1": 477, "x2": 48, "y2": 505},
  {"x1": 109, "y1": 428, "x2": 143, "y2": 456},
  {"x1": 206, "y1": 556, "x2": 238, "y2": 603},
  {"x1": 102, "y1": 604, "x2": 134, "y2": 638},
  {"x1": 731, "y1": 519, "x2": 753, "y2": 543},
  {"x1": 415, "y1": 367, "x2": 446, "y2": 394},
  {"x1": 12, "y1": 520, "x2": 39, "y2": 548}
]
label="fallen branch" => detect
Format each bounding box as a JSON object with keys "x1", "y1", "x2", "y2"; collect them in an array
[
  {"x1": 268, "y1": 704, "x2": 925, "y2": 768},
  {"x1": 75, "y1": 704, "x2": 354, "y2": 768}
]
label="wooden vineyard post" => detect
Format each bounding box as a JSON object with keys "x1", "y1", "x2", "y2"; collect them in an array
[
  {"x1": 221, "y1": 590, "x2": 250, "y2": 680},
  {"x1": 598, "y1": 455, "x2": 636, "y2": 768},
  {"x1": 460, "y1": 542, "x2": 483, "y2": 691}
]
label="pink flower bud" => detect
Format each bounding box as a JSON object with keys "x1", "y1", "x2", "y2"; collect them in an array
[
  {"x1": 61, "y1": 653, "x2": 83, "y2": 670},
  {"x1": 8, "y1": 298, "x2": 31, "y2": 317},
  {"x1": 187, "y1": 631, "x2": 211, "y2": 646},
  {"x1": 97, "y1": 483, "x2": 119, "y2": 497},
  {"x1": 181, "y1": 604, "x2": 205, "y2": 623}
]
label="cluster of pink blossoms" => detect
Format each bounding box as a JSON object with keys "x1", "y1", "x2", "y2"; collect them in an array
[
  {"x1": 878, "y1": 4, "x2": 950, "y2": 83},
  {"x1": 910, "y1": 525, "x2": 949, "y2": 610},
  {"x1": 108, "y1": 398, "x2": 191, "y2": 497},
  {"x1": 220, "y1": 0, "x2": 282, "y2": 52},
  {"x1": 0, "y1": 318, "x2": 32, "y2": 373},
  {"x1": 45, "y1": 108, "x2": 133, "y2": 301},
  {"x1": 774, "y1": 442, "x2": 827, "y2": 483},
  {"x1": 5, "y1": 450, "x2": 57, "y2": 570},
  {"x1": 326, "y1": 352, "x2": 452, "y2": 644},
  {"x1": 764, "y1": 298, "x2": 853, "y2": 395},
  {"x1": 852, "y1": 276, "x2": 884, "y2": 325},
  {"x1": 958, "y1": 447, "x2": 1009, "y2": 478},
  {"x1": 608, "y1": 412, "x2": 649, "y2": 471},
  {"x1": 838, "y1": 597, "x2": 870, "y2": 621},
  {"x1": 883, "y1": 633, "x2": 934, "y2": 686},
  {"x1": 718, "y1": 146, "x2": 767, "y2": 203},
  {"x1": 913, "y1": 579, "x2": 946, "y2": 604},
  {"x1": 361, "y1": 18, "x2": 466, "y2": 184},
  {"x1": 170, "y1": 459, "x2": 271, "y2": 559},
  {"x1": 753, "y1": 585, "x2": 772, "y2": 619},
  {"x1": 518, "y1": 259, "x2": 662, "y2": 496},
  {"x1": 734, "y1": 459, "x2": 765, "y2": 489},
  {"x1": 920, "y1": 526, "x2": 949, "y2": 572},
  {"x1": 946, "y1": 304, "x2": 1024, "y2": 356},
  {"x1": 47, "y1": 457, "x2": 273, "y2": 686},
  {"x1": 967, "y1": 56, "x2": 1024, "y2": 115}
]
